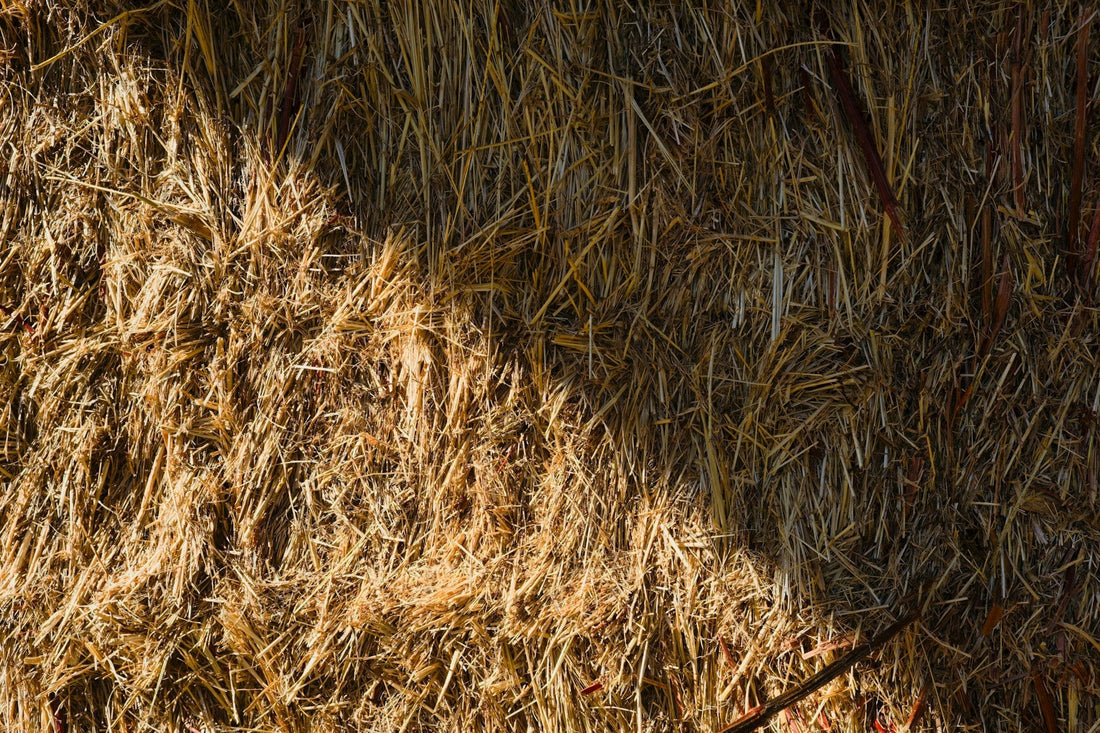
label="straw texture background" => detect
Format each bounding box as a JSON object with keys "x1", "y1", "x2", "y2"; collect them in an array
[{"x1": 1, "y1": 2, "x2": 1098, "y2": 731}]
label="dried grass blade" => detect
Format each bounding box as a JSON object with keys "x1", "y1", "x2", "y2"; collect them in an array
[
  {"x1": 580, "y1": 682, "x2": 603, "y2": 695},
  {"x1": 276, "y1": 20, "x2": 311, "y2": 156},
  {"x1": 981, "y1": 604, "x2": 1003, "y2": 636},
  {"x1": 819, "y1": 18, "x2": 904, "y2": 239},
  {"x1": 1010, "y1": 8, "x2": 1027, "y2": 215},
  {"x1": 980, "y1": 255, "x2": 1013, "y2": 357},
  {"x1": 760, "y1": 54, "x2": 776, "y2": 118},
  {"x1": 1067, "y1": 10, "x2": 1091, "y2": 261},
  {"x1": 1032, "y1": 666, "x2": 1059, "y2": 733},
  {"x1": 719, "y1": 634, "x2": 737, "y2": 670},
  {"x1": 903, "y1": 456, "x2": 925, "y2": 516},
  {"x1": 981, "y1": 165, "x2": 994, "y2": 322},
  {"x1": 903, "y1": 685, "x2": 929, "y2": 732}
]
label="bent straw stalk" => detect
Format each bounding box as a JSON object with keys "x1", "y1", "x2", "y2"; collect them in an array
[{"x1": 719, "y1": 612, "x2": 921, "y2": 733}]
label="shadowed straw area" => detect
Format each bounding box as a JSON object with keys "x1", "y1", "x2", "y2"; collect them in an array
[{"x1": 1, "y1": 2, "x2": 1099, "y2": 731}]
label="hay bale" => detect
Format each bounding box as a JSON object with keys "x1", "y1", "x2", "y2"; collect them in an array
[{"x1": 0, "y1": 2, "x2": 1097, "y2": 731}]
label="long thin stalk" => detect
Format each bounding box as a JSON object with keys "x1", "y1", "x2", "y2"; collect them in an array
[{"x1": 719, "y1": 612, "x2": 920, "y2": 733}]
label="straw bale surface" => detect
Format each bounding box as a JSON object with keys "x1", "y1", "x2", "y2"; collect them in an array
[{"x1": 1, "y1": 2, "x2": 1098, "y2": 731}]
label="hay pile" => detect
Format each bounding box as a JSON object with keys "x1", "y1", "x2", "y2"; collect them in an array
[{"x1": 1, "y1": 2, "x2": 1098, "y2": 731}]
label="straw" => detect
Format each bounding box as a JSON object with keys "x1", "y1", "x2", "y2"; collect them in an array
[{"x1": 1, "y1": 3, "x2": 1098, "y2": 732}]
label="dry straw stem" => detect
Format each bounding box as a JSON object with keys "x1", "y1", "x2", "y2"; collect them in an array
[
  {"x1": 718, "y1": 610, "x2": 919, "y2": 733},
  {"x1": 1, "y1": 2, "x2": 1099, "y2": 732}
]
